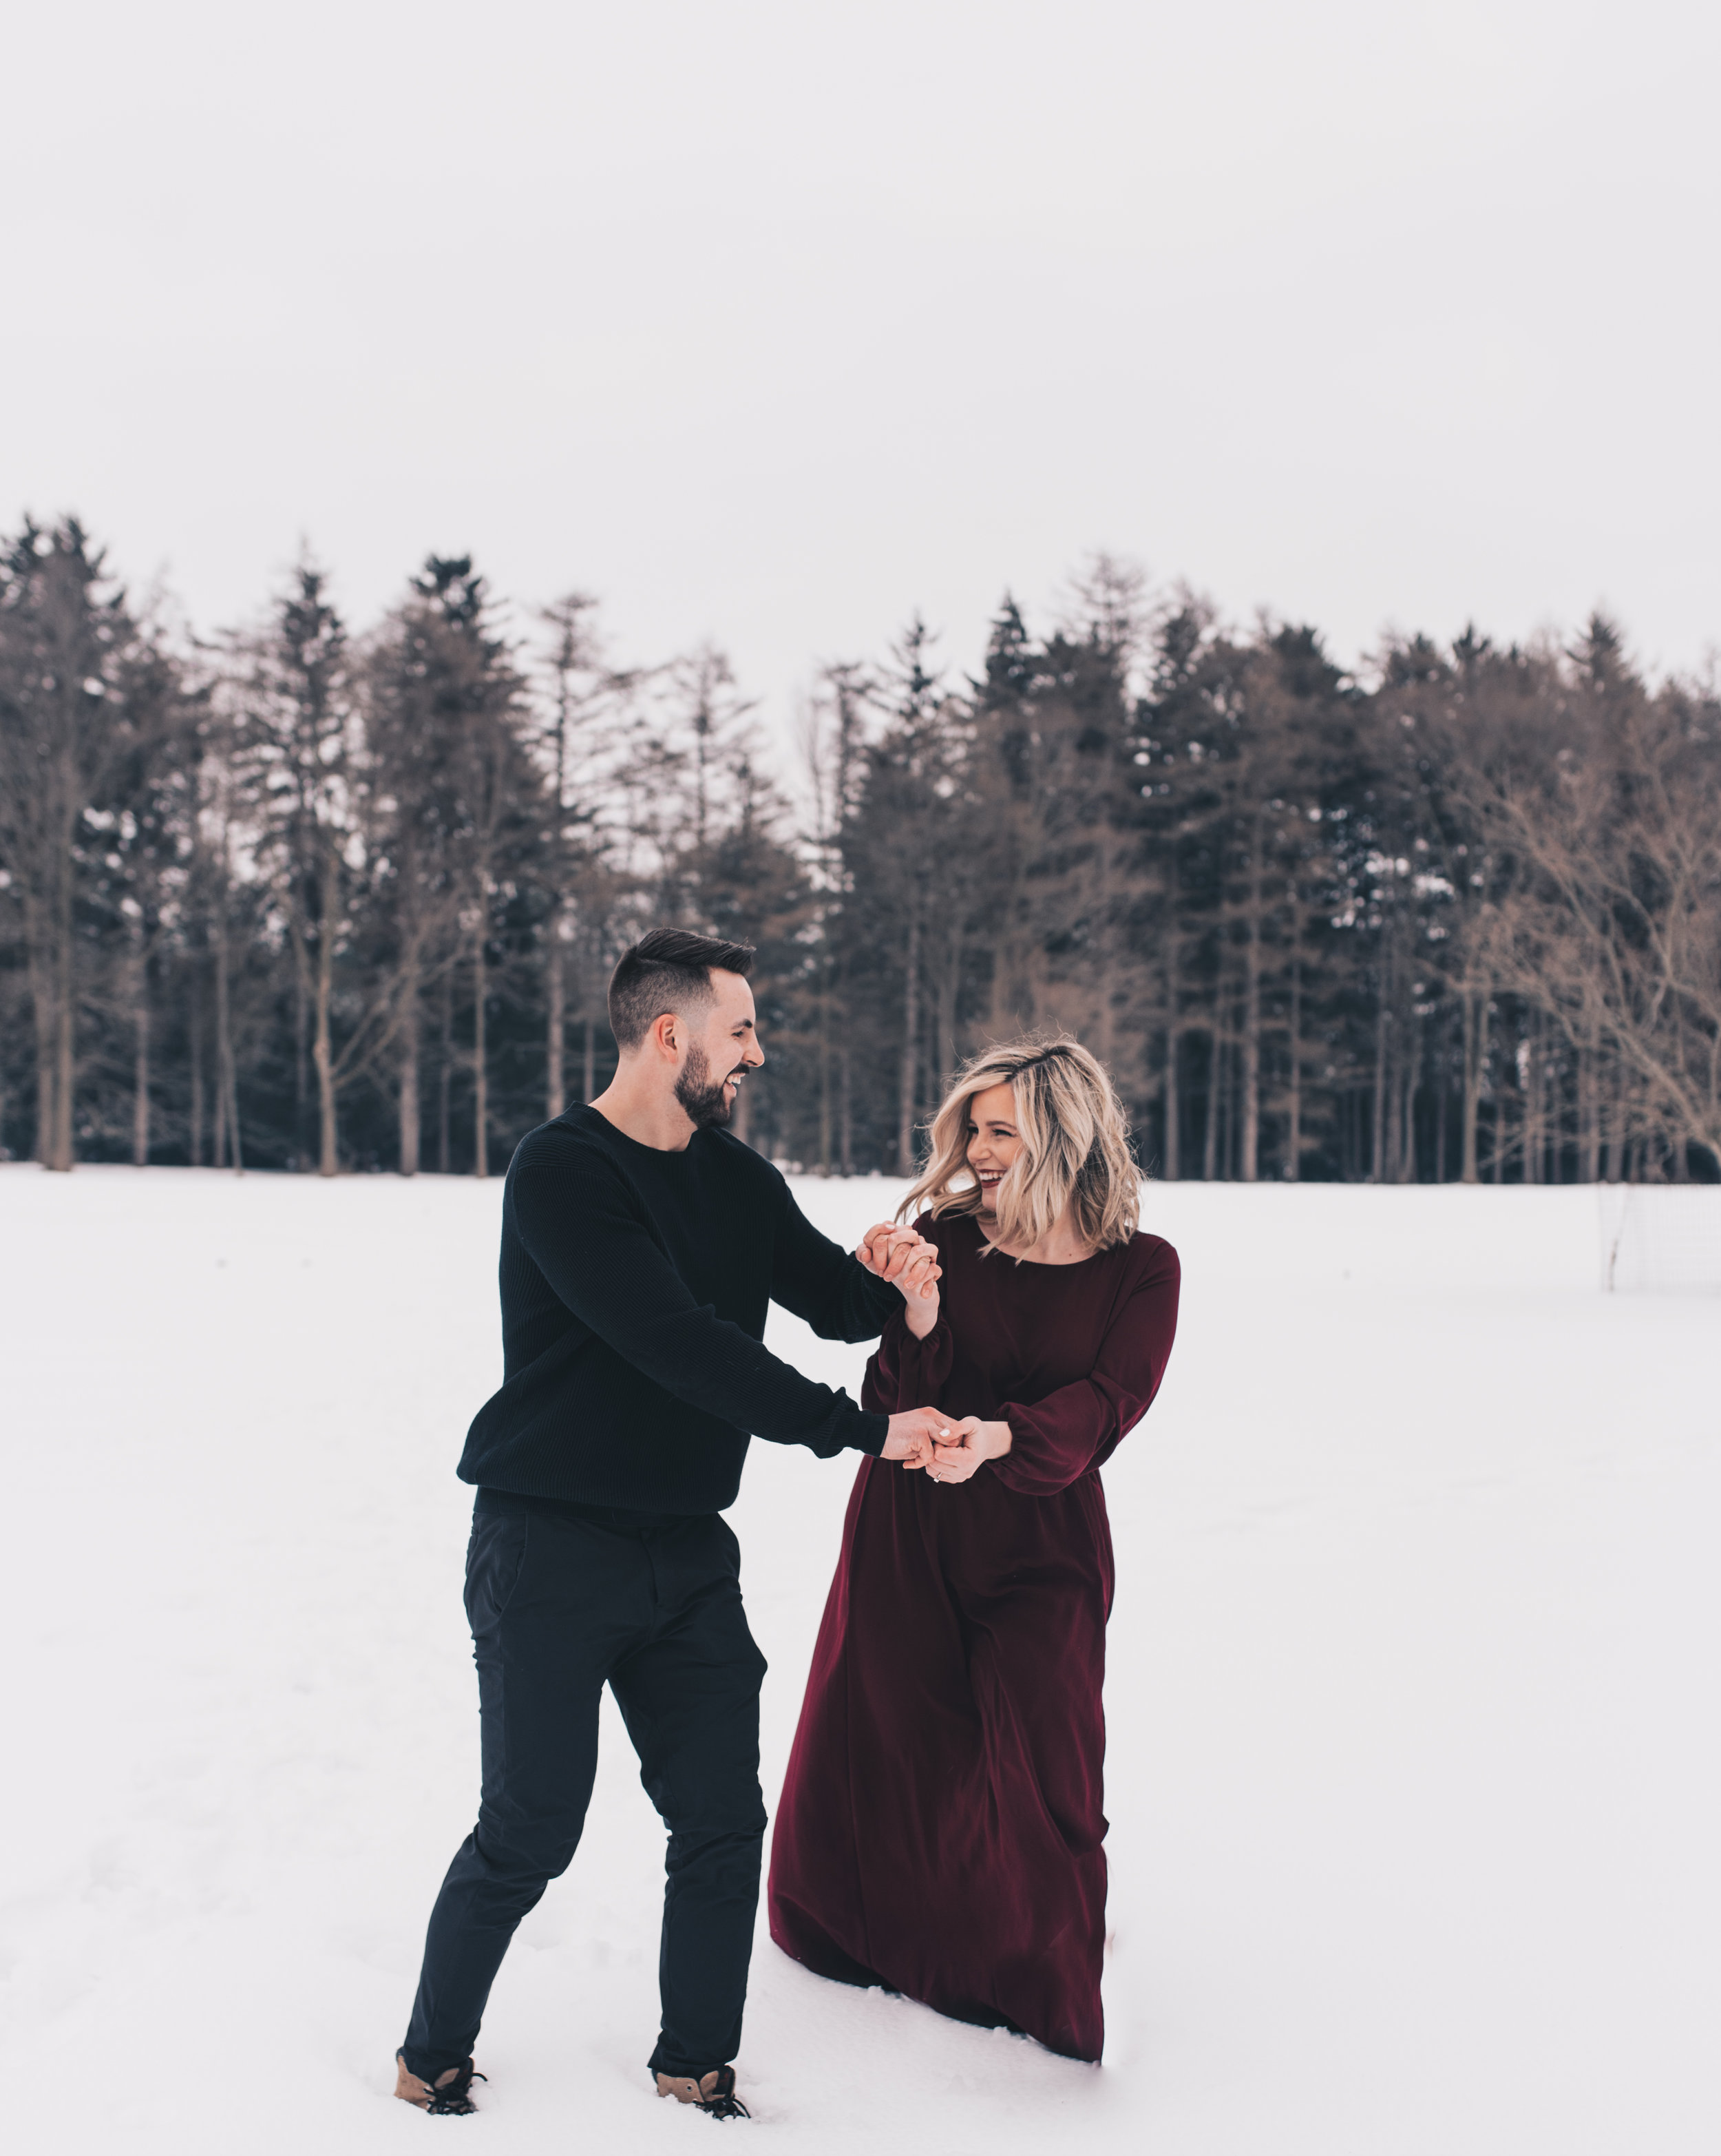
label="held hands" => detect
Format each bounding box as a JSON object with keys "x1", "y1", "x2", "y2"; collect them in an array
[
  {"x1": 920, "y1": 1417, "x2": 1013, "y2": 1485},
  {"x1": 856, "y1": 1222, "x2": 942, "y2": 1339},
  {"x1": 880, "y1": 1410, "x2": 1013, "y2": 1483},
  {"x1": 881, "y1": 1407, "x2": 961, "y2": 1469}
]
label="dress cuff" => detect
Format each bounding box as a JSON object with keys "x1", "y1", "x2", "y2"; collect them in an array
[
  {"x1": 988, "y1": 1399, "x2": 1095, "y2": 1497},
  {"x1": 896, "y1": 1312, "x2": 955, "y2": 1393}
]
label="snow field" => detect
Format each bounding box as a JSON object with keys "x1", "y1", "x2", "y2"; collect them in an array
[{"x1": 0, "y1": 1166, "x2": 1716, "y2": 2154}]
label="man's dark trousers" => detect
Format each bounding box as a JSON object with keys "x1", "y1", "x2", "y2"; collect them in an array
[{"x1": 402, "y1": 1489, "x2": 769, "y2": 2082}]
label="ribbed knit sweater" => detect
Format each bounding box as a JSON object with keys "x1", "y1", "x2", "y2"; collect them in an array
[{"x1": 457, "y1": 1103, "x2": 896, "y2": 1511}]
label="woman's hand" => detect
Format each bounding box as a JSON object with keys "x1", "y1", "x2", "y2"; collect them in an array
[
  {"x1": 856, "y1": 1222, "x2": 942, "y2": 1338},
  {"x1": 925, "y1": 1418, "x2": 1013, "y2": 1485}
]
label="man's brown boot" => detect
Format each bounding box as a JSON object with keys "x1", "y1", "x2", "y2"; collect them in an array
[
  {"x1": 655, "y1": 2064, "x2": 750, "y2": 2120},
  {"x1": 394, "y1": 2051, "x2": 487, "y2": 2115}
]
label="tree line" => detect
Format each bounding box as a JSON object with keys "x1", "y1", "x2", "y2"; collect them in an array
[{"x1": 2, "y1": 519, "x2": 1717, "y2": 1183}]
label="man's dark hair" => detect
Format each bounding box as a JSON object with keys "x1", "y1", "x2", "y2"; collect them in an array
[{"x1": 608, "y1": 928, "x2": 757, "y2": 1051}]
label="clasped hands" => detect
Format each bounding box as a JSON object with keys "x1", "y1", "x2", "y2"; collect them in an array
[
  {"x1": 883, "y1": 1405, "x2": 1012, "y2": 1483},
  {"x1": 853, "y1": 1220, "x2": 942, "y2": 1337},
  {"x1": 855, "y1": 1222, "x2": 1012, "y2": 1485}
]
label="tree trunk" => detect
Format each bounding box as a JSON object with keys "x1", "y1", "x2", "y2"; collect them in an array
[
  {"x1": 1161, "y1": 926, "x2": 1181, "y2": 1180},
  {"x1": 42, "y1": 855, "x2": 76, "y2": 1170},
  {"x1": 1240, "y1": 832, "x2": 1263, "y2": 1182},
  {"x1": 133, "y1": 950, "x2": 151, "y2": 1167},
  {"x1": 1202, "y1": 1029, "x2": 1219, "y2": 1182},
  {"x1": 1577, "y1": 1043, "x2": 1598, "y2": 1183},
  {"x1": 582, "y1": 1015, "x2": 595, "y2": 1104},
  {"x1": 896, "y1": 906, "x2": 920, "y2": 1172},
  {"x1": 1535, "y1": 1013, "x2": 1552, "y2": 1190},
  {"x1": 545, "y1": 901, "x2": 565, "y2": 1120},
  {"x1": 214, "y1": 908, "x2": 243, "y2": 1174},
  {"x1": 399, "y1": 954, "x2": 421, "y2": 1176},
  {"x1": 1397, "y1": 1034, "x2": 1418, "y2": 1182},
  {"x1": 472, "y1": 919, "x2": 489, "y2": 1178},
  {"x1": 816, "y1": 955, "x2": 832, "y2": 1174},
  {"x1": 29, "y1": 945, "x2": 56, "y2": 1167},
  {"x1": 547, "y1": 660, "x2": 571, "y2": 1122},
  {"x1": 1371, "y1": 968, "x2": 1389, "y2": 1183},
  {"x1": 1460, "y1": 991, "x2": 1486, "y2": 1183},
  {"x1": 52, "y1": 809, "x2": 74, "y2": 1171},
  {"x1": 1286, "y1": 952, "x2": 1303, "y2": 1182},
  {"x1": 189, "y1": 961, "x2": 205, "y2": 1168},
  {"x1": 1599, "y1": 1052, "x2": 1620, "y2": 1182},
  {"x1": 1162, "y1": 1028, "x2": 1181, "y2": 1180},
  {"x1": 313, "y1": 844, "x2": 338, "y2": 1175},
  {"x1": 438, "y1": 968, "x2": 454, "y2": 1173},
  {"x1": 839, "y1": 1045, "x2": 853, "y2": 1175},
  {"x1": 291, "y1": 924, "x2": 309, "y2": 1167},
  {"x1": 1434, "y1": 1009, "x2": 1448, "y2": 1184}
]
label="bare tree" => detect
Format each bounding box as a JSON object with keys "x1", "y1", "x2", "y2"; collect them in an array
[
  {"x1": 799, "y1": 661, "x2": 872, "y2": 1173},
  {"x1": 535, "y1": 594, "x2": 641, "y2": 1119},
  {"x1": 1461, "y1": 623, "x2": 1721, "y2": 1168},
  {"x1": 235, "y1": 563, "x2": 361, "y2": 1173},
  {"x1": 0, "y1": 521, "x2": 157, "y2": 1169}
]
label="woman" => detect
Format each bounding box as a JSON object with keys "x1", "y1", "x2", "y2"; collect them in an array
[{"x1": 768, "y1": 1038, "x2": 1180, "y2": 2063}]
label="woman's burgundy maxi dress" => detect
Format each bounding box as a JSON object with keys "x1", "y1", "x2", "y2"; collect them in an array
[{"x1": 767, "y1": 1211, "x2": 1180, "y2": 2062}]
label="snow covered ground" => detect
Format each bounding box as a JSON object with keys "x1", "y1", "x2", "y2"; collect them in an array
[{"x1": 1, "y1": 1164, "x2": 1717, "y2": 2155}]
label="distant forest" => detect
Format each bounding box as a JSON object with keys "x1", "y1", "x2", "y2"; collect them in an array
[{"x1": 2, "y1": 519, "x2": 1718, "y2": 1183}]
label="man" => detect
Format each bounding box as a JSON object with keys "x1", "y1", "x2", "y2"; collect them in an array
[{"x1": 394, "y1": 927, "x2": 949, "y2": 2121}]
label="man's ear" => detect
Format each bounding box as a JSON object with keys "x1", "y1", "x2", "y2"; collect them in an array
[{"x1": 650, "y1": 1011, "x2": 679, "y2": 1061}]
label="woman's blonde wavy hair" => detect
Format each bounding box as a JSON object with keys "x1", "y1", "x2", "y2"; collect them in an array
[{"x1": 897, "y1": 1035, "x2": 1140, "y2": 1255}]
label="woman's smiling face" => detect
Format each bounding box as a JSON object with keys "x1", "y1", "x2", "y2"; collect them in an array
[{"x1": 965, "y1": 1082, "x2": 1023, "y2": 1215}]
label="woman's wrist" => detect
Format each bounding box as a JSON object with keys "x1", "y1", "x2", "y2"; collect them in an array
[
  {"x1": 983, "y1": 1418, "x2": 1013, "y2": 1456},
  {"x1": 902, "y1": 1296, "x2": 940, "y2": 1341}
]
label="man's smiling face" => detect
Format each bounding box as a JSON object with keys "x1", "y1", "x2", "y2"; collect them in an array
[{"x1": 671, "y1": 967, "x2": 765, "y2": 1128}]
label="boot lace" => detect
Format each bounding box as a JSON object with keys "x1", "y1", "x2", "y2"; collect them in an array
[
  {"x1": 695, "y1": 2067, "x2": 750, "y2": 2121},
  {"x1": 425, "y1": 2061, "x2": 487, "y2": 2115}
]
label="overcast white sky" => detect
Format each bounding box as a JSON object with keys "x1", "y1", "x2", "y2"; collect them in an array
[{"x1": 5, "y1": 0, "x2": 1718, "y2": 726}]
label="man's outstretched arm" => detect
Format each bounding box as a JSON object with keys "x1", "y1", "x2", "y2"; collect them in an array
[{"x1": 514, "y1": 1135, "x2": 944, "y2": 1463}]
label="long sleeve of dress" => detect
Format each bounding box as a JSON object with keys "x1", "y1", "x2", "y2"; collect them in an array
[
  {"x1": 992, "y1": 1244, "x2": 1181, "y2": 1497},
  {"x1": 862, "y1": 1306, "x2": 956, "y2": 1413}
]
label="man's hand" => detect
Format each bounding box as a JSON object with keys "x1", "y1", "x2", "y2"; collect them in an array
[
  {"x1": 881, "y1": 1406, "x2": 957, "y2": 1469},
  {"x1": 856, "y1": 1222, "x2": 942, "y2": 1338},
  {"x1": 924, "y1": 1417, "x2": 1012, "y2": 1485}
]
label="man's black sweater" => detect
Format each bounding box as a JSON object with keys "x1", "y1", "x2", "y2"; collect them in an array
[{"x1": 457, "y1": 1103, "x2": 898, "y2": 1513}]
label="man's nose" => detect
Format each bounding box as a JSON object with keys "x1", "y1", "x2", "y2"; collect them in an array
[{"x1": 744, "y1": 1038, "x2": 765, "y2": 1068}]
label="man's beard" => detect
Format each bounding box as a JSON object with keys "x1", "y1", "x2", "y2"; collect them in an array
[{"x1": 674, "y1": 1043, "x2": 737, "y2": 1129}]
